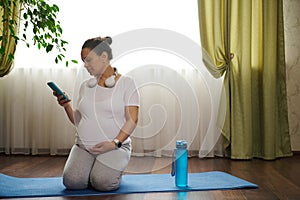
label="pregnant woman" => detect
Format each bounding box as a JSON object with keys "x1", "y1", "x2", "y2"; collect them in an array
[{"x1": 53, "y1": 36, "x2": 139, "y2": 191}]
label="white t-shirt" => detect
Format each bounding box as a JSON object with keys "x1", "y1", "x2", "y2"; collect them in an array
[{"x1": 74, "y1": 75, "x2": 140, "y2": 148}]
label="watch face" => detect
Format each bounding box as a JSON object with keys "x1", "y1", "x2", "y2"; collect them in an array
[
  {"x1": 117, "y1": 142, "x2": 122, "y2": 148},
  {"x1": 114, "y1": 139, "x2": 122, "y2": 148}
]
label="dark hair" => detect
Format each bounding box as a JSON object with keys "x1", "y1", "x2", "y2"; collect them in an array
[{"x1": 82, "y1": 36, "x2": 113, "y2": 60}]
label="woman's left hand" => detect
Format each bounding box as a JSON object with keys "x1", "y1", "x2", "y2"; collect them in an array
[{"x1": 89, "y1": 141, "x2": 115, "y2": 154}]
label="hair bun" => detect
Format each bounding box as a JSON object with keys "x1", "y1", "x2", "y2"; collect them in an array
[
  {"x1": 104, "y1": 36, "x2": 112, "y2": 45},
  {"x1": 93, "y1": 36, "x2": 112, "y2": 45}
]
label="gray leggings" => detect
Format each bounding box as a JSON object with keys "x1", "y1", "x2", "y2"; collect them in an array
[{"x1": 62, "y1": 141, "x2": 131, "y2": 191}]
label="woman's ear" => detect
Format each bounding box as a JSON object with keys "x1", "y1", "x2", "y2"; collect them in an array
[{"x1": 100, "y1": 51, "x2": 109, "y2": 60}]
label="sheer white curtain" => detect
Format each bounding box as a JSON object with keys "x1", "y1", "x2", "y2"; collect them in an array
[
  {"x1": 0, "y1": 0, "x2": 224, "y2": 156},
  {"x1": 0, "y1": 68, "x2": 76, "y2": 155}
]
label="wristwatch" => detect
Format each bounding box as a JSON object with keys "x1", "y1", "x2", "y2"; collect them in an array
[{"x1": 113, "y1": 138, "x2": 122, "y2": 148}]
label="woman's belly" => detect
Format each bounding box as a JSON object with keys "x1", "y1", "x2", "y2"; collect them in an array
[{"x1": 76, "y1": 117, "x2": 122, "y2": 149}]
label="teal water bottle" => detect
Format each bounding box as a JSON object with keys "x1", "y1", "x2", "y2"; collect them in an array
[{"x1": 171, "y1": 140, "x2": 188, "y2": 188}]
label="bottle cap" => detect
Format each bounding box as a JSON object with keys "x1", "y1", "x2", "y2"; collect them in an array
[{"x1": 176, "y1": 140, "x2": 187, "y2": 149}]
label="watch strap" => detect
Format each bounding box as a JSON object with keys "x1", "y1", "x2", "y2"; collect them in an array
[{"x1": 113, "y1": 138, "x2": 122, "y2": 148}]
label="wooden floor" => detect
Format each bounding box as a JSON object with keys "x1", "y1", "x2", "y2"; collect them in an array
[{"x1": 1, "y1": 153, "x2": 300, "y2": 200}]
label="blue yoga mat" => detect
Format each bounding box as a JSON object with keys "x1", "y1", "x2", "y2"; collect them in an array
[{"x1": 0, "y1": 171, "x2": 257, "y2": 198}]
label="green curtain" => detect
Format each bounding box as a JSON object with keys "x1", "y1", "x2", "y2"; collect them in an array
[
  {"x1": 198, "y1": 0, "x2": 292, "y2": 159},
  {"x1": 0, "y1": 1, "x2": 20, "y2": 77}
]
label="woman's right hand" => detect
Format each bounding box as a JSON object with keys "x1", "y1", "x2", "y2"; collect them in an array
[{"x1": 53, "y1": 91, "x2": 71, "y2": 107}]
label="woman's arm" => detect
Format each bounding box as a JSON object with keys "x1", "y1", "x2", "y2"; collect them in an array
[
  {"x1": 115, "y1": 106, "x2": 139, "y2": 142},
  {"x1": 64, "y1": 103, "x2": 75, "y2": 125},
  {"x1": 55, "y1": 93, "x2": 75, "y2": 125}
]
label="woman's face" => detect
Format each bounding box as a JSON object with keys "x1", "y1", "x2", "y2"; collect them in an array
[{"x1": 81, "y1": 48, "x2": 107, "y2": 76}]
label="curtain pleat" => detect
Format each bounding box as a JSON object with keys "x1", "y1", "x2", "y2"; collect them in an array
[
  {"x1": 0, "y1": 68, "x2": 77, "y2": 155},
  {"x1": 198, "y1": 0, "x2": 292, "y2": 159},
  {"x1": 197, "y1": 0, "x2": 230, "y2": 78}
]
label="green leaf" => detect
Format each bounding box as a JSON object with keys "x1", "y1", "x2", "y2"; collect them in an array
[
  {"x1": 0, "y1": 46, "x2": 5, "y2": 55},
  {"x1": 57, "y1": 26, "x2": 63, "y2": 34},
  {"x1": 8, "y1": 53, "x2": 14, "y2": 61},
  {"x1": 23, "y1": 13, "x2": 28, "y2": 20},
  {"x1": 71, "y1": 60, "x2": 78, "y2": 64},
  {"x1": 53, "y1": 4, "x2": 60, "y2": 12},
  {"x1": 33, "y1": 27, "x2": 37, "y2": 34},
  {"x1": 46, "y1": 44, "x2": 53, "y2": 52},
  {"x1": 1, "y1": 0, "x2": 77, "y2": 68},
  {"x1": 24, "y1": 21, "x2": 28, "y2": 28}
]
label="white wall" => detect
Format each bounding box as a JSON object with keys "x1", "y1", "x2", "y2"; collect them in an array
[{"x1": 284, "y1": 0, "x2": 300, "y2": 151}]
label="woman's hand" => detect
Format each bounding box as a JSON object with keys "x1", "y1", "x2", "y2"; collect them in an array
[
  {"x1": 53, "y1": 91, "x2": 71, "y2": 108},
  {"x1": 89, "y1": 141, "x2": 116, "y2": 154}
]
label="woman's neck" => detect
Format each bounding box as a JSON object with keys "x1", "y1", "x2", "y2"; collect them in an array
[{"x1": 101, "y1": 65, "x2": 115, "y2": 79}]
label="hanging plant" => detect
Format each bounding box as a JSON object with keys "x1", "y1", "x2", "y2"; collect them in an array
[{"x1": 0, "y1": 0, "x2": 78, "y2": 68}]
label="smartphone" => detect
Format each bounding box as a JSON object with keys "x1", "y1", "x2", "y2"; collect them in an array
[{"x1": 47, "y1": 81, "x2": 70, "y2": 101}]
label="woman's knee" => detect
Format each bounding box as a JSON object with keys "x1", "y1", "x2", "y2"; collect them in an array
[
  {"x1": 62, "y1": 145, "x2": 94, "y2": 190},
  {"x1": 62, "y1": 170, "x2": 89, "y2": 190},
  {"x1": 90, "y1": 172, "x2": 122, "y2": 191}
]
